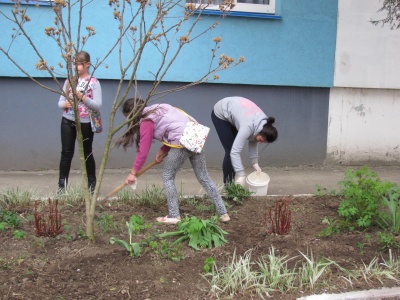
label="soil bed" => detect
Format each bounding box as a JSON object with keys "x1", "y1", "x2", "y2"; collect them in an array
[{"x1": 0, "y1": 195, "x2": 399, "y2": 299}]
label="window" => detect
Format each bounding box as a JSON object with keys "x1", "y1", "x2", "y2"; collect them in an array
[
  {"x1": 0, "y1": 0, "x2": 53, "y2": 6},
  {"x1": 187, "y1": 0, "x2": 276, "y2": 16}
]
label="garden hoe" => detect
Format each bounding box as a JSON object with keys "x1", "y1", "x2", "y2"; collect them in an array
[{"x1": 101, "y1": 152, "x2": 168, "y2": 201}]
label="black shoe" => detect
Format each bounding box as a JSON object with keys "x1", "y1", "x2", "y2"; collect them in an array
[
  {"x1": 58, "y1": 178, "x2": 67, "y2": 195},
  {"x1": 88, "y1": 176, "x2": 96, "y2": 195}
]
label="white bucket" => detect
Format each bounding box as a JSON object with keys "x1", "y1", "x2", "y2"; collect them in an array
[{"x1": 246, "y1": 171, "x2": 270, "y2": 196}]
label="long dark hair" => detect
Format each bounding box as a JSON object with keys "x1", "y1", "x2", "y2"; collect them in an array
[
  {"x1": 259, "y1": 117, "x2": 278, "y2": 143},
  {"x1": 116, "y1": 98, "x2": 147, "y2": 150}
]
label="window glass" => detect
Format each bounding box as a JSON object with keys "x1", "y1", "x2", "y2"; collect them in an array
[{"x1": 187, "y1": 0, "x2": 275, "y2": 14}]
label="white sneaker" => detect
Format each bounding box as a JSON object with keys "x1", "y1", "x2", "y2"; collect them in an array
[
  {"x1": 220, "y1": 214, "x2": 230, "y2": 222},
  {"x1": 156, "y1": 216, "x2": 181, "y2": 224}
]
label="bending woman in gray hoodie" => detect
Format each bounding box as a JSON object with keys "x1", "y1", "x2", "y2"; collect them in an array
[{"x1": 211, "y1": 96, "x2": 278, "y2": 186}]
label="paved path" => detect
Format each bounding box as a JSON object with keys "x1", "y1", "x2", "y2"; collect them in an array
[{"x1": 0, "y1": 165, "x2": 399, "y2": 197}]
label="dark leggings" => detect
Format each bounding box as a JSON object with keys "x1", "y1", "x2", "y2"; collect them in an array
[
  {"x1": 59, "y1": 117, "x2": 96, "y2": 182},
  {"x1": 211, "y1": 110, "x2": 238, "y2": 184}
]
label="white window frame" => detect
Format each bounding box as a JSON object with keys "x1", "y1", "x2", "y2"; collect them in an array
[
  {"x1": 191, "y1": 0, "x2": 275, "y2": 15},
  {"x1": 0, "y1": 0, "x2": 53, "y2": 5}
]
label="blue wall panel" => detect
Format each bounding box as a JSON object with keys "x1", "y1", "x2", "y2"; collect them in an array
[
  {"x1": 0, "y1": 78, "x2": 329, "y2": 170},
  {"x1": 0, "y1": 0, "x2": 338, "y2": 87}
]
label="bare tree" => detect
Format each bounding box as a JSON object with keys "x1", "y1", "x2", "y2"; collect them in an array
[
  {"x1": 0, "y1": 0, "x2": 244, "y2": 240},
  {"x1": 371, "y1": 0, "x2": 400, "y2": 29}
]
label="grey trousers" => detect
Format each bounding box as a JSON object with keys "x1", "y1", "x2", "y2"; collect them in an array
[{"x1": 162, "y1": 148, "x2": 228, "y2": 218}]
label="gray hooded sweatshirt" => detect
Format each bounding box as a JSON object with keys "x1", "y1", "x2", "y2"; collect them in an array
[{"x1": 213, "y1": 96, "x2": 268, "y2": 177}]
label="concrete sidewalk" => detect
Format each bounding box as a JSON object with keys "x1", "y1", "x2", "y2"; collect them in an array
[{"x1": 0, "y1": 165, "x2": 399, "y2": 197}]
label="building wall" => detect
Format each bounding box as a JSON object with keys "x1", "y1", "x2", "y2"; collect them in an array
[
  {"x1": 327, "y1": 88, "x2": 400, "y2": 165},
  {"x1": 0, "y1": 0, "x2": 338, "y2": 87},
  {"x1": 2, "y1": 0, "x2": 400, "y2": 169},
  {"x1": 0, "y1": 78, "x2": 329, "y2": 170},
  {"x1": 326, "y1": 0, "x2": 400, "y2": 165},
  {"x1": 334, "y1": 0, "x2": 400, "y2": 89}
]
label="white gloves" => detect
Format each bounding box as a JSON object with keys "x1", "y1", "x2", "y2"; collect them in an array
[
  {"x1": 253, "y1": 163, "x2": 262, "y2": 173},
  {"x1": 235, "y1": 176, "x2": 246, "y2": 187}
]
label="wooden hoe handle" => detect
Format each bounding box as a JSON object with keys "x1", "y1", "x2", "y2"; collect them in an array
[{"x1": 104, "y1": 152, "x2": 167, "y2": 199}]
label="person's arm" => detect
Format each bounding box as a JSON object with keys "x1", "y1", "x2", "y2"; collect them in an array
[
  {"x1": 230, "y1": 130, "x2": 248, "y2": 177},
  {"x1": 155, "y1": 145, "x2": 171, "y2": 163},
  {"x1": 58, "y1": 80, "x2": 72, "y2": 109},
  {"x1": 132, "y1": 120, "x2": 154, "y2": 173},
  {"x1": 248, "y1": 140, "x2": 259, "y2": 166},
  {"x1": 82, "y1": 80, "x2": 102, "y2": 112},
  {"x1": 126, "y1": 120, "x2": 154, "y2": 185}
]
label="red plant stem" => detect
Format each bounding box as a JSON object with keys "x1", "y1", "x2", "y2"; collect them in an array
[
  {"x1": 265, "y1": 198, "x2": 292, "y2": 235},
  {"x1": 33, "y1": 199, "x2": 63, "y2": 237}
]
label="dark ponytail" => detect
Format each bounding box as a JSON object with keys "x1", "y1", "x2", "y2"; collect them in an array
[
  {"x1": 115, "y1": 98, "x2": 146, "y2": 150},
  {"x1": 260, "y1": 116, "x2": 278, "y2": 143}
]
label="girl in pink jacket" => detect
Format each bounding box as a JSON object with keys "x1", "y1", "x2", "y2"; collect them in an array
[{"x1": 116, "y1": 98, "x2": 230, "y2": 224}]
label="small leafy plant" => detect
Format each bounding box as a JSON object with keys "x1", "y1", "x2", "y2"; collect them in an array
[
  {"x1": 316, "y1": 216, "x2": 354, "y2": 237},
  {"x1": 13, "y1": 230, "x2": 26, "y2": 239},
  {"x1": 129, "y1": 215, "x2": 151, "y2": 234},
  {"x1": 0, "y1": 210, "x2": 21, "y2": 231},
  {"x1": 337, "y1": 166, "x2": 394, "y2": 229},
  {"x1": 78, "y1": 229, "x2": 88, "y2": 240},
  {"x1": 157, "y1": 216, "x2": 229, "y2": 251},
  {"x1": 377, "y1": 231, "x2": 400, "y2": 250},
  {"x1": 95, "y1": 214, "x2": 117, "y2": 234},
  {"x1": 203, "y1": 257, "x2": 215, "y2": 273},
  {"x1": 149, "y1": 240, "x2": 184, "y2": 261},
  {"x1": 224, "y1": 182, "x2": 253, "y2": 205},
  {"x1": 109, "y1": 215, "x2": 142, "y2": 257}
]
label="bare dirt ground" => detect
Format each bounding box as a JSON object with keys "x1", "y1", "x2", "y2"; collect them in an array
[{"x1": 0, "y1": 195, "x2": 399, "y2": 300}]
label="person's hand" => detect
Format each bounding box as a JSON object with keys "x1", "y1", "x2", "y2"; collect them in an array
[
  {"x1": 76, "y1": 91, "x2": 87, "y2": 102},
  {"x1": 64, "y1": 100, "x2": 73, "y2": 109},
  {"x1": 235, "y1": 176, "x2": 246, "y2": 187},
  {"x1": 155, "y1": 149, "x2": 167, "y2": 163},
  {"x1": 126, "y1": 172, "x2": 137, "y2": 185},
  {"x1": 253, "y1": 163, "x2": 262, "y2": 173}
]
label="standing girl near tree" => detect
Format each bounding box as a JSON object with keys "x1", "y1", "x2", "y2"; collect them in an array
[
  {"x1": 211, "y1": 96, "x2": 278, "y2": 186},
  {"x1": 116, "y1": 98, "x2": 230, "y2": 224},
  {"x1": 57, "y1": 51, "x2": 102, "y2": 194}
]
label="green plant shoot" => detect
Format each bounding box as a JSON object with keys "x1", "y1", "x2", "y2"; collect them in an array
[
  {"x1": 109, "y1": 216, "x2": 141, "y2": 257},
  {"x1": 379, "y1": 186, "x2": 400, "y2": 233}
]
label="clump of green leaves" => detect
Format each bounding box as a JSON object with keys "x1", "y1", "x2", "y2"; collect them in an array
[
  {"x1": 316, "y1": 216, "x2": 353, "y2": 237},
  {"x1": 78, "y1": 229, "x2": 88, "y2": 240},
  {"x1": 224, "y1": 182, "x2": 253, "y2": 205},
  {"x1": 129, "y1": 215, "x2": 151, "y2": 234},
  {"x1": 109, "y1": 215, "x2": 142, "y2": 257},
  {"x1": 203, "y1": 257, "x2": 216, "y2": 273},
  {"x1": 149, "y1": 240, "x2": 184, "y2": 261},
  {"x1": 377, "y1": 232, "x2": 400, "y2": 251},
  {"x1": 180, "y1": 195, "x2": 216, "y2": 214},
  {"x1": 12, "y1": 230, "x2": 26, "y2": 240},
  {"x1": 0, "y1": 210, "x2": 21, "y2": 231},
  {"x1": 337, "y1": 166, "x2": 394, "y2": 229},
  {"x1": 96, "y1": 214, "x2": 118, "y2": 234},
  {"x1": 158, "y1": 216, "x2": 229, "y2": 251}
]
